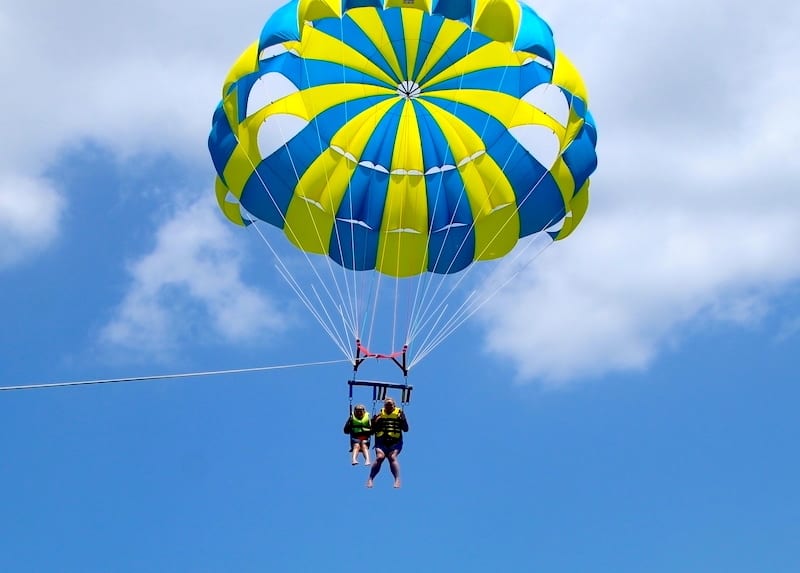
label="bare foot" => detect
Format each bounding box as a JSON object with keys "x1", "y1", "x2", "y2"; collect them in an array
[
  {"x1": 351, "y1": 460, "x2": 358, "y2": 465},
  {"x1": 366, "y1": 479, "x2": 374, "y2": 488},
  {"x1": 364, "y1": 461, "x2": 371, "y2": 466},
  {"x1": 393, "y1": 480, "x2": 401, "y2": 488}
]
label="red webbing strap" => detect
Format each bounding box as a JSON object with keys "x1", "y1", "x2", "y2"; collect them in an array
[{"x1": 356, "y1": 341, "x2": 405, "y2": 360}]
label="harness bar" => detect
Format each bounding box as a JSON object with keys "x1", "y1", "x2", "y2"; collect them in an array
[{"x1": 348, "y1": 379, "x2": 413, "y2": 405}]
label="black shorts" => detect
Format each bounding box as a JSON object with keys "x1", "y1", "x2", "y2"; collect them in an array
[{"x1": 375, "y1": 438, "x2": 403, "y2": 454}]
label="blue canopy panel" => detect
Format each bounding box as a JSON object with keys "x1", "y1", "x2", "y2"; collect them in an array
[
  {"x1": 381, "y1": 9, "x2": 410, "y2": 79},
  {"x1": 259, "y1": 0, "x2": 301, "y2": 50},
  {"x1": 425, "y1": 67, "x2": 522, "y2": 98},
  {"x1": 516, "y1": 172, "x2": 566, "y2": 237},
  {"x1": 425, "y1": 169, "x2": 477, "y2": 273},
  {"x1": 514, "y1": 3, "x2": 555, "y2": 62},
  {"x1": 301, "y1": 59, "x2": 396, "y2": 90},
  {"x1": 411, "y1": 17, "x2": 449, "y2": 81},
  {"x1": 519, "y1": 59, "x2": 555, "y2": 94},
  {"x1": 431, "y1": 0, "x2": 474, "y2": 25},
  {"x1": 208, "y1": 103, "x2": 237, "y2": 183},
  {"x1": 583, "y1": 109, "x2": 598, "y2": 146},
  {"x1": 343, "y1": 0, "x2": 383, "y2": 9},
  {"x1": 315, "y1": 14, "x2": 402, "y2": 84},
  {"x1": 238, "y1": 148, "x2": 298, "y2": 229},
  {"x1": 329, "y1": 166, "x2": 388, "y2": 271},
  {"x1": 562, "y1": 126, "x2": 598, "y2": 193},
  {"x1": 417, "y1": 29, "x2": 490, "y2": 87}
]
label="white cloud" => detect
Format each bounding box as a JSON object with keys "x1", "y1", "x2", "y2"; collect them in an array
[
  {"x1": 479, "y1": 0, "x2": 800, "y2": 384},
  {"x1": 1, "y1": 0, "x2": 274, "y2": 164},
  {"x1": 2, "y1": 0, "x2": 288, "y2": 352},
  {"x1": 0, "y1": 173, "x2": 64, "y2": 268},
  {"x1": 480, "y1": 203, "x2": 800, "y2": 383},
  {"x1": 101, "y1": 196, "x2": 285, "y2": 355},
  {"x1": 4, "y1": 0, "x2": 799, "y2": 381},
  {"x1": 0, "y1": 0, "x2": 276, "y2": 269}
]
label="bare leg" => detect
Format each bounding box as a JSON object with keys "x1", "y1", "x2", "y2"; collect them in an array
[
  {"x1": 350, "y1": 442, "x2": 358, "y2": 465},
  {"x1": 367, "y1": 448, "x2": 386, "y2": 488},
  {"x1": 387, "y1": 449, "x2": 401, "y2": 488},
  {"x1": 361, "y1": 443, "x2": 371, "y2": 465}
]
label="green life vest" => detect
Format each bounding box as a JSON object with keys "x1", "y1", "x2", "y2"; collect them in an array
[
  {"x1": 375, "y1": 408, "x2": 403, "y2": 439},
  {"x1": 350, "y1": 412, "x2": 371, "y2": 434}
]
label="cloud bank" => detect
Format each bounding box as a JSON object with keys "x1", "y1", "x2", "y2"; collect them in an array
[
  {"x1": 3, "y1": 0, "x2": 799, "y2": 381},
  {"x1": 0, "y1": 0, "x2": 268, "y2": 269},
  {"x1": 478, "y1": 0, "x2": 800, "y2": 384},
  {"x1": 101, "y1": 197, "x2": 285, "y2": 354}
]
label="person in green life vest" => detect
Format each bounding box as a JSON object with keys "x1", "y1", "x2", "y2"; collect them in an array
[
  {"x1": 366, "y1": 397, "x2": 409, "y2": 489},
  {"x1": 343, "y1": 404, "x2": 372, "y2": 466}
]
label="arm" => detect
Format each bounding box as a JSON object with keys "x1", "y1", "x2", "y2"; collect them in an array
[
  {"x1": 400, "y1": 411, "x2": 409, "y2": 432},
  {"x1": 343, "y1": 418, "x2": 352, "y2": 434}
]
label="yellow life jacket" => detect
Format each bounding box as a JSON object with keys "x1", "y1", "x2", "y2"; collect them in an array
[{"x1": 375, "y1": 407, "x2": 403, "y2": 440}]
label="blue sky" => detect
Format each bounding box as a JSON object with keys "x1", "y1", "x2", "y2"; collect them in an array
[{"x1": 2, "y1": 0, "x2": 799, "y2": 571}]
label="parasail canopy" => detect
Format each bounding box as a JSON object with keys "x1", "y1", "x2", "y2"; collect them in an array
[{"x1": 208, "y1": 0, "x2": 598, "y2": 366}]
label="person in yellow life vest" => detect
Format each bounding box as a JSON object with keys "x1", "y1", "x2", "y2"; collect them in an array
[
  {"x1": 366, "y1": 397, "x2": 408, "y2": 489},
  {"x1": 343, "y1": 404, "x2": 372, "y2": 466}
]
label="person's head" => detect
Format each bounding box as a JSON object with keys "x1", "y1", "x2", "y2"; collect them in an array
[
  {"x1": 353, "y1": 404, "x2": 366, "y2": 417},
  {"x1": 383, "y1": 398, "x2": 396, "y2": 413}
]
